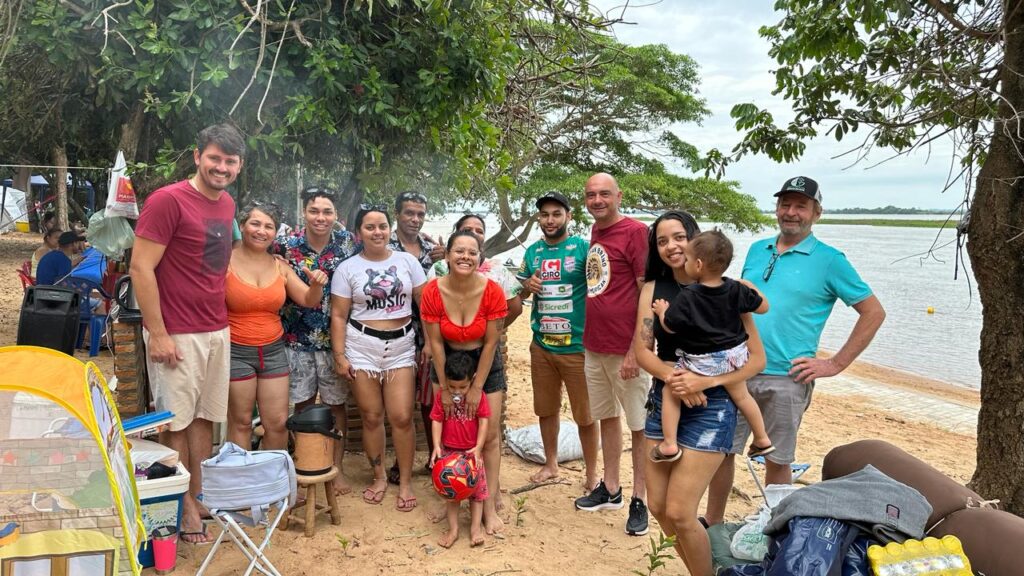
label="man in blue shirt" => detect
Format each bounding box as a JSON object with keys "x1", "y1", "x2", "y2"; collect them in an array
[
  {"x1": 35, "y1": 231, "x2": 85, "y2": 285},
  {"x1": 704, "y1": 176, "x2": 886, "y2": 526}
]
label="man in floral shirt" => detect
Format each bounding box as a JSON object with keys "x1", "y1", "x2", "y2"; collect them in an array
[{"x1": 277, "y1": 186, "x2": 357, "y2": 495}]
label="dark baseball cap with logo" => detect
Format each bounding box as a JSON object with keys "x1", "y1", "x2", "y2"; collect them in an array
[
  {"x1": 58, "y1": 231, "x2": 86, "y2": 246},
  {"x1": 774, "y1": 176, "x2": 822, "y2": 203},
  {"x1": 535, "y1": 191, "x2": 571, "y2": 211}
]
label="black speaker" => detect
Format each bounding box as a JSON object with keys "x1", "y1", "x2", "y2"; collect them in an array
[{"x1": 17, "y1": 286, "x2": 81, "y2": 355}]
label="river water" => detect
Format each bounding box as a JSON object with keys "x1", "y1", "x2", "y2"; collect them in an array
[{"x1": 422, "y1": 213, "x2": 981, "y2": 389}]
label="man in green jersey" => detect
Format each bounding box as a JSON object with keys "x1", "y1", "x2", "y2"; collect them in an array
[{"x1": 517, "y1": 191, "x2": 599, "y2": 489}]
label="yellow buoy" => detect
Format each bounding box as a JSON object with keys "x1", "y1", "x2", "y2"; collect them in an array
[{"x1": 927, "y1": 307, "x2": 935, "y2": 314}]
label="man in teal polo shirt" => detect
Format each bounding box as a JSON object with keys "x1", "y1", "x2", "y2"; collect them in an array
[
  {"x1": 704, "y1": 176, "x2": 886, "y2": 526},
  {"x1": 517, "y1": 191, "x2": 600, "y2": 491}
]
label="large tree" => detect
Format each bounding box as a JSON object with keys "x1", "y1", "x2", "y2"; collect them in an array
[
  {"x1": 706, "y1": 1, "x2": 1024, "y2": 513},
  {"x1": 478, "y1": 15, "x2": 764, "y2": 255}
]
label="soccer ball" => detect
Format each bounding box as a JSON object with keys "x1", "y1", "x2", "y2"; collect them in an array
[{"x1": 431, "y1": 452, "x2": 479, "y2": 501}]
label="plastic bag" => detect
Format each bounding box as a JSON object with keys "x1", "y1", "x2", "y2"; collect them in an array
[
  {"x1": 505, "y1": 421, "x2": 586, "y2": 464},
  {"x1": 763, "y1": 516, "x2": 872, "y2": 576},
  {"x1": 105, "y1": 150, "x2": 139, "y2": 219},
  {"x1": 128, "y1": 438, "x2": 179, "y2": 469},
  {"x1": 86, "y1": 209, "x2": 135, "y2": 260},
  {"x1": 731, "y1": 505, "x2": 772, "y2": 561}
]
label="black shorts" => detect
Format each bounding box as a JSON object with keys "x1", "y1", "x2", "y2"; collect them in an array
[{"x1": 430, "y1": 343, "x2": 507, "y2": 394}]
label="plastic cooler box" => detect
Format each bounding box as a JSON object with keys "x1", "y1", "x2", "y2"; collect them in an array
[{"x1": 136, "y1": 462, "x2": 190, "y2": 568}]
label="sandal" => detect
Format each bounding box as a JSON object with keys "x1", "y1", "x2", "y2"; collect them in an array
[
  {"x1": 649, "y1": 444, "x2": 683, "y2": 463},
  {"x1": 395, "y1": 495, "x2": 418, "y2": 512},
  {"x1": 747, "y1": 442, "x2": 777, "y2": 458},
  {"x1": 180, "y1": 527, "x2": 214, "y2": 545},
  {"x1": 362, "y1": 485, "x2": 386, "y2": 505}
]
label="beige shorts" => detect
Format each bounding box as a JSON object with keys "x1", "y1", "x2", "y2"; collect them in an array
[
  {"x1": 144, "y1": 327, "x2": 230, "y2": 432},
  {"x1": 584, "y1": 350, "x2": 650, "y2": 432},
  {"x1": 530, "y1": 343, "x2": 593, "y2": 426}
]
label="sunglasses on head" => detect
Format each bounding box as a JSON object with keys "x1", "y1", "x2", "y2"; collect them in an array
[
  {"x1": 358, "y1": 203, "x2": 389, "y2": 212},
  {"x1": 302, "y1": 186, "x2": 336, "y2": 198},
  {"x1": 397, "y1": 191, "x2": 427, "y2": 204}
]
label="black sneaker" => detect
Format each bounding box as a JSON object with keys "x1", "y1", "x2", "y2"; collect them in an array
[
  {"x1": 625, "y1": 496, "x2": 649, "y2": 536},
  {"x1": 574, "y1": 480, "x2": 623, "y2": 511}
]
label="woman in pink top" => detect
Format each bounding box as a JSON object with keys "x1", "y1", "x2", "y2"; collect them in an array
[
  {"x1": 226, "y1": 203, "x2": 327, "y2": 451},
  {"x1": 422, "y1": 230, "x2": 508, "y2": 534}
]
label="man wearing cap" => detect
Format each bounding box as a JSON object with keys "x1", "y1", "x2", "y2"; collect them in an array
[
  {"x1": 35, "y1": 231, "x2": 86, "y2": 285},
  {"x1": 516, "y1": 191, "x2": 599, "y2": 490},
  {"x1": 703, "y1": 175, "x2": 886, "y2": 526}
]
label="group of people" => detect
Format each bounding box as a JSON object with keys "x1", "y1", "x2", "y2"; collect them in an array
[{"x1": 129, "y1": 123, "x2": 886, "y2": 572}]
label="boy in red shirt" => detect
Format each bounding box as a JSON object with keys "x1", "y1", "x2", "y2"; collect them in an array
[{"x1": 430, "y1": 351, "x2": 491, "y2": 548}]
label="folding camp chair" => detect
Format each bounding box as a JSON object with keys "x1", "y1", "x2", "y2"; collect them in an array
[{"x1": 196, "y1": 496, "x2": 290, "y2": 576}]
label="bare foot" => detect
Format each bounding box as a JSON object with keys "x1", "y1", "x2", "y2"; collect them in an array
[
  {"x1": 493, "y1": 492, "x2": 505, "y2": 514},
  {"x1": 470, "y1": 527, "x2": 485, "y2": 547},
  {"x1": 438, "y1": 530, "x2": 459, "y2": 549},
  {"x1": 426, "y1": 503, "x2": 448, "y2": 524},
  {"x1": 333, "y1": 476, "x2": 352, "y2": 496},
  {"x1": 529, "y1": 466, "x2": 559, "y2": 484},
  {"x1": 484, "y1": 511, "x2": 505, "y2": 535}
]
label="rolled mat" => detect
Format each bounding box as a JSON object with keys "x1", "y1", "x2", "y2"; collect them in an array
[
  {"x1": 931, "y1": 507, "x2": 1024, "y2": 576},
  {"x1": 822, "y1": 439, "x2": 981, "y2": 529}
]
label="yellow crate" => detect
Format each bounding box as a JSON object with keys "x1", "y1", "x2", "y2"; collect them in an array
[
  {"x1": 867, "y1": 535, "x2": 972, "y2": 576},
  {"x1": 14, "y1": 221, "x2": 29, "y2": 233}
]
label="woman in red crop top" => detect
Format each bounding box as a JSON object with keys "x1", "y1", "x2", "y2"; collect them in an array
[
  {"x1": 421, "y1": 230, "x2": 508, "y2": 533},
  {"x1": 226, "y1": 204, "x2": 327, "y2": 451}
]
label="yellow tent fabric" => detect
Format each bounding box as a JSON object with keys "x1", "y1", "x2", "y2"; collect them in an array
[{"x1": 0, "y1": 346, "x2": 145, "y2": 576}]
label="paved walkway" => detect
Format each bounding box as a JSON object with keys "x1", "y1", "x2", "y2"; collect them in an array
[{"x1": 816, "y1": 373, "x2": 979, "y2": 436}]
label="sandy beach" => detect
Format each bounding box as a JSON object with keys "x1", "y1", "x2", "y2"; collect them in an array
[{"x1": 0, "y1": 231, "x2": 979, "y2": 575}]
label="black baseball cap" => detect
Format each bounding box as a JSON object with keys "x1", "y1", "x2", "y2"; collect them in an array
[
  {"x1": 774, "y1": 176, "x2": 822, "y2": 203},
  {"x1": 535, "y1": 191, "x2": 571, "y2": 211},
  {"x1": 58, "y1": 231, "x2": 86, "y2": 246}
]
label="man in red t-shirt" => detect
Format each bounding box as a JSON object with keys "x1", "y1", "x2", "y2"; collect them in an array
[
  {"x1": 130, "y1": 123, "x2": 244, "y2": 544},
  {"x1": 574, "y1": 172, "x2": 652, "y2": 537}
]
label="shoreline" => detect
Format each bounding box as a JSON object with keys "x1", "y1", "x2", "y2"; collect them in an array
[{"x1": 821, "y1": 350, "x2": 979, "y2": 406}]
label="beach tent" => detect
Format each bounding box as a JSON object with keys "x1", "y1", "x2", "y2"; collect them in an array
[
  {"x1": 0, "y1": 346, "x2": 145, "y2": 575},
  {"x1": 0, "y1": 185, "x2": 28, "y2": 233}
]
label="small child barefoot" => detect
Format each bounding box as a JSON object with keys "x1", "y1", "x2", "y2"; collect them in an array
[
  {"x1": 438, "y1": 528, "x2": 459, "y2": 549},
  {"x1": 470, "y1": 525, "x2": 485, "y2": 547}
]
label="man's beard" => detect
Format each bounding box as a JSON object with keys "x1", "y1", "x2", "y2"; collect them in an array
[{"x1": 543, "y1": 224, "x2": 568, "y2": 239}]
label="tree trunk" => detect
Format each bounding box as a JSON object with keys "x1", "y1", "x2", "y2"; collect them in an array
[
  {"x1": 52, "y1": 144, "x2": 69, "y2": 230},
  {"x1": 118, "y1": 102, "x2": 146, "y2": 162},
  {"x1": 967, "y1": 0, "x2": 1024, "y2": 516}
]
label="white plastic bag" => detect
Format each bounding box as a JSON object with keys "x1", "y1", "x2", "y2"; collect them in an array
[
  {"x1": 105, "y1": 150, "x2": 139, "y2": 219},
  {"x1": 730, "y1": 505, "x2": 771, "y2": 561},
  {"x1": 505, "y1": 421, "x2": 586, "y2": 464}
]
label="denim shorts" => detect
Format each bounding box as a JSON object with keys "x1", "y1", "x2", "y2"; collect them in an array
[{"x1": 644, "y1": 379, "x2": 737, "y2": 454}]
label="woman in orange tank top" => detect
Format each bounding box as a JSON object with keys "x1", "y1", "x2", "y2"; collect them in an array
[{"x1": 226, "y1": 203, "x2": 327, "y2": 451}]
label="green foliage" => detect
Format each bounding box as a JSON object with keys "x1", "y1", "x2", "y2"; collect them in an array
[
  {"x1": 704, "y1": 0, "x2": 1000, "y2": 178},
  {"x1": 631, "y1": 532, "x2": 677, "y2": 576}
]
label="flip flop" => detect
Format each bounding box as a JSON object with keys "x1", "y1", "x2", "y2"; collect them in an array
[
  {"x1": 180, "y1": 528, "x2": 214, "y2": 545},
  {"x1": 362, "y1": 486, "x2": 386, "y2": 505},
  {"x1": 649, "y1": 444, "x2": 683, "y2": 463},
  {"x1": 747, "y1": 443, "x2": 777, "y2": 458},
  {"x1": 396, "y1": 495, "x2": 418, "y2": 512}
]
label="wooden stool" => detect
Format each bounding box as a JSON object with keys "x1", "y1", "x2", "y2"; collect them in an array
[{"x1": 285, "y1": 466, "x2": 342, "y2": 537}]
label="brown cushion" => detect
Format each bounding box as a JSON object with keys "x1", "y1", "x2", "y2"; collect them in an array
[
  {"x1": 822, "y1": 439, "x2": 982, "y2": 528},
  {"x1": 931, "y1": 507, "x2": 1024, "y2": 576}
]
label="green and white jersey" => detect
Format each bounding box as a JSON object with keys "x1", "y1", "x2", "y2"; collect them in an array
[{"x1": 517, "y1": 236, "x2": 589, "y2": 354}]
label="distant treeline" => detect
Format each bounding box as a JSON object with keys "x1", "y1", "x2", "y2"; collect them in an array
[{"x1": 826, "y1": 206, "x2": 954, "y2": 215}]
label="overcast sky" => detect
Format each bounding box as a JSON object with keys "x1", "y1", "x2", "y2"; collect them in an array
[{"x1": 594, "y1": 1, "x2": 962, "y2": 210}]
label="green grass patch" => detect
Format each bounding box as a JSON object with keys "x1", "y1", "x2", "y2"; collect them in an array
[{"x1": 817, "y1": 218, "x2": 957, "y2": 228}]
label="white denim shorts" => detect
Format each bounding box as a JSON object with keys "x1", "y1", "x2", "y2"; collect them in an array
[{"x1": 345, "y1": 322, "x2": 416, "y2": 375}]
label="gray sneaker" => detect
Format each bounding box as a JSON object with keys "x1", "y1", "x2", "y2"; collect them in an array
[
  {"x1": 574, "y1": 480, "x2": 623, "y2": 511},
  {"x1": 625, "y1": 496, "x2": 649, "y2": 536}
]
